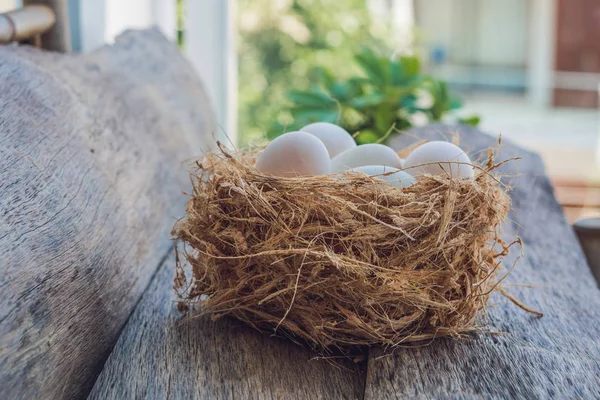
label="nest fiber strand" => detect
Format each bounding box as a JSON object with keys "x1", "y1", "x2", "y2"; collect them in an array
[{"x1": 173, "y1": 145, "x2": 514, "y2": 352}]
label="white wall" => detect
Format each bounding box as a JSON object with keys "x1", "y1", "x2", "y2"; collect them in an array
[
  {"x1": 415, "y1": 0, "x2": 454, "y2": 54},
  {"x1": 416, "y1": 0, "x2": 557, "y2": 106},
  {"x1": 415, "y1": 0, "x2": 527, "y2": 67},
  {"x1": 0, "y1": 0, "x2": 16, "y2": 13},
  {"x1": 476, "y1": 0, "x2": 527, "y2": 67}
]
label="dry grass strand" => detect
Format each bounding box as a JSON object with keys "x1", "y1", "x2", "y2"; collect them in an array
[{"x1": 172, "y1": 143, "x2": 524, "y2": 354}]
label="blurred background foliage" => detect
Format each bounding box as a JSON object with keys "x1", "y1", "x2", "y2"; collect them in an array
[
  {"x1": 237, "y1": 0, "x2": 476, "y2": 145},
  {"x1": 238, "y1": 0, "x2": 390, "y2": 145},
  {"x1": 272, "y1": 48, "x2": 479, "y2": 144}
]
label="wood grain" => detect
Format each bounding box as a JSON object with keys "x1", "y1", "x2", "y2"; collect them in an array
[
  {"x1": 90, "y1": 124, "x2": 600, "y2": 399},
  {"x1": 364, "y1": 124, "x2": 600, "y2": 399},
  {"x1": 0, "y1": 29, "x2": 213, "y2": 399},
  {"x1": 88, "y1": 252, "x2": 366, "y2": 400}
]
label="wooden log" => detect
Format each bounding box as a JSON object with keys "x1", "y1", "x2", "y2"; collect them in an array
[
  {"x1": 364, "y1": 124, "x2": 600, "y2": 399},
  {"x1": 0, "y1": 5, "x2": 56, "y2": 44},
  {"x1": 22, "y1": 0, "x2": 70, "y2": 51},
  {"x1": 0, "y1": 29, "x2": 213, "y2": 399},
  {"x1": 88, "y1": 253, "x2": 367, "y2": 400}
]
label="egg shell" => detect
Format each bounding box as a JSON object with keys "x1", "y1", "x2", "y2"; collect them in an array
[
  {"x1": 255, "y1": 131, "x2": 331, "y2": 177},
  {"x1": 300, "y1": 122, "x2": 356, "y2": 158},
  {"x1": 331, "y1": 144, "x2": 404, "y2": 172},
  {"x1": 346, "y1": 165, "x2": 416, "y2": 188},
  {"x1": 403, "y1": 141, "x2": 474, "y2": 179}
]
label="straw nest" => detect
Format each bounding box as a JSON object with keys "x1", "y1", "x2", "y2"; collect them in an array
[{"x1": 172, "y1": 141, "x2": 529, "y2": 354}]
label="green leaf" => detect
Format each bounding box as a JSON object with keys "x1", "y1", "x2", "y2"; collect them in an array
[
  {"x1": 429, "y1": 80, "x2": 450, "y2": 120},
  {"x1": 390, "y1": 56, "x2": 421, "y2": 86},
  {"x1": 448, "y1": 97, "x2": 464, "y2": 110},
  {"x1": 458, "y1": 115, "x2": 481, "y2": 127},
  {"x1": 267, "y1": 130, "x2": 280, "y2": 140},
  {"x1": 290, "y1": 107, "x2": 339, "y2": 123},
  {"x1": 355, "y1": 49, "x2": 388, "y2": 87},
  {"x1": 286, "y1": 90, "x2": 336, "y2": 107},
  {"x1": 267, "y1": 121, "x2": 304, "y2": 140},
  {"x1": 314, "y1": 67, "x2": 335, "y2": 89},
  {"x1": 349, "y1": 93, "x2": 385, "y2": 109},
  {"x1": 399, "y1": 93, "x2": 418, "y2": 111},
  {"x1": 437, "y1": 81, "x2": 449, "y2": 104},
  {"x1": 390, "y1": 61, "x2": 404, "y2": 86},
  {"x1": 331, "y1": 82, "x2": 362, "y2": 102},
  {"x1": 400, "y1": 56, "x2": 421, "y2": 77},
  {"x1": 355, "y1": 130, "x2": 380, "y2": 144},
  {"x1": 394, "y1": 118, "x2": 412, "y2": 131},
  {"x1": 347, "y1": 77, "x2": 371, "y2": 86},
  {"x1": 374, "y1": 106, "x2": 395, "y2": 135},
  {"x1": 386, "y1": 86, "x2": 414, "y2": 103},
  {"x1": 264, "y1": 46, "x2": 478, "y2": 144},
  {"x1": 377, "y1": 57, "x2": 392, "y2": 86}
]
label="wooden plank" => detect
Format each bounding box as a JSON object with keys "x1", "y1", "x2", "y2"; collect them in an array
[
  {"x1": 90, "y1": 123, "x2": 600, "y2": 399},
  {"x1": 552, "y1": 179, "x2": 600, "y2": 189},
  {"x1": 88, "y1": 252, "x2": 367, "y2": 400},
  {"x1": 563, "y1": 207, "x2": 600, "y2": 225},
  {"x1": 0, "y1": 29, "x2": 213, "y2": 399},
  {"x1": 554, "y1": 186, "x2": 600, "y2": 205},
  {"x1": 364, "y1": 124, "x2": 600, "y2": 399}
]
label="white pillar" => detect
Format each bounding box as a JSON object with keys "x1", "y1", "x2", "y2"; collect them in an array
[
  {"x1": 184, "y1": 0, "x2": 237, "y2": 145},
  {"x1": 527, "y1": 0, "x2": 557, "y2": 107},
  {"x1": 79, "y1": 0, "x2": 106, "y2": 51}
]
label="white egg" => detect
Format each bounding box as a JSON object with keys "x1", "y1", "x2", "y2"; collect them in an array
[
  {"x1": 300, "y1": 122, "x2": 356, "y2": 158},
  {"x1": 331, "y1": 144, "x2": 404, "y2": 172},
  {"x1": 255, "y1": 131, "x2": 331, "y2": 177},
  {"x1": 403, "y1": 141, "x2": 474, "y2": 179},
  {"x1": 346, "y1": 165, "x2": 416, "y2": 188}
]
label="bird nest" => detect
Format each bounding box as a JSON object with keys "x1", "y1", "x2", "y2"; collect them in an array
[{"x1": 172, "y1": 142, "x2": 535, "y2": 354}]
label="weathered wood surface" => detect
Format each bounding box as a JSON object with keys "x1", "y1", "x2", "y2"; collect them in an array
[
  {"x1": 363, "y1": 124, "x2": 600, "y2": 399},
  {"x1": 88, "y1": 252, "x2": 367, "y2": 400},
  {"x1": 0, "y1": 29, "x2": 213, "y2": 399},
  {"x1": 90, "y1": 124, "x2": 600, "y2": 399}
]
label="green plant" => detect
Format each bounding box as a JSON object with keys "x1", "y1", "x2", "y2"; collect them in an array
[
  {"x1": 237, "y1": 0, "x2": 391, "y2": 146},
  {"x1": 268, "y1": 48, "x2": 479, "y2": 143}
]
